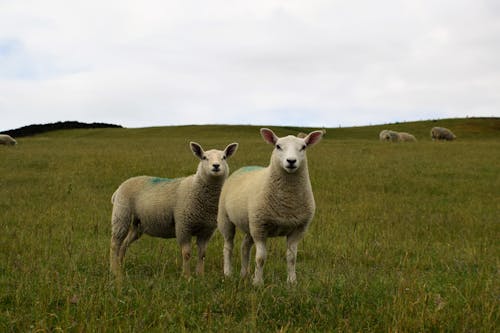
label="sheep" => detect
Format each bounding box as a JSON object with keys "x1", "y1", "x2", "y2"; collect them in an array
[
  {"x1": 0, "y1": 134, "x2": 17, "y2": 145},
  {"x1": 431, "y1": 127, "x2": 456, "y2": 141},
  {"x1": 217, "y1": 128, "x2": 323, "y2": 285},
  {"x1": 379, "y1": 130, "x2": 417, "y2": 142},
  {"x1": 379, "y1": 130, "x2": 399, "y2": 142},
  {"x1": 397, "y1": 132, "x2": 417, "y2": 142},
  {"x1": 110, "y1": 141, "x2": 238, "y2": 279}
]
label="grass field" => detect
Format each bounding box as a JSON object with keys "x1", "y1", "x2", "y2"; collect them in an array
[{"x1": 1, "y1": 118, "x2": 499, "y2": 332}]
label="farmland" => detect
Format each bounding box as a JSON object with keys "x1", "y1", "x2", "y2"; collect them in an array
[{"x1": 1, "y1": 118, "x2": 498, "y2": 332}]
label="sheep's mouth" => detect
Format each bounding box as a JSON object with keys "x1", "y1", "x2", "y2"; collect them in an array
[{"x1": 285, "y1": 165, "x2": 297, "y2": 173}]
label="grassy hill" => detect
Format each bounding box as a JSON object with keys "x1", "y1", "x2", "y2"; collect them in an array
[{"x1": 1, "y1": 118, "x2": 498, "y2": 331}]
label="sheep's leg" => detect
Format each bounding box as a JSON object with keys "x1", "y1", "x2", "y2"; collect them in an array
[
  {"x1": 221, "y1": 222, "x2": 235, "y2": 276},
  {"x1": 180, "y1": 241, "x2": 192, "y2": 278},
  {"x1": 253, "y1": 238, "x2": 267, "y2": 286},
  {"x1": 240, "y1": 233, "x2": 254, "y2": 278},
  {"x1": 117, "y1": 223, "x2": 141, "y2": 268},
  {"x1": 195, "y1": 236, "x2": 210, "y2": 276},
  {"x1": 110, "y1": 235, "x2": 125, "y2": 277},
  {"x1": 286, "y1": 230, "x2": 304, "y2": 284},
  {"x1": 110, "y1": 211, "x2": 131, "y2": 277}
]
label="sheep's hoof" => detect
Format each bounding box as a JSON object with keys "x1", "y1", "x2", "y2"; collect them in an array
[{"x1": 252, "y1": 278, "x2": 264, "y2": 286}]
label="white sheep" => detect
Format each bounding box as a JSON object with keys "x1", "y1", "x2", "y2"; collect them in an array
[
  {"x1": 0, "y1": 134, "x2": 17, "y2": 145},
  {"x1": 379, "y1": 130, "x2": 417, "y2": 142},
  {"x1": 217, "y1": 128, "x2": 323, "y2": 285},
  {"x1": 397, "y1": 132, "x2": 417, "y2": 142},
  {"x1": 379, "y1": 130, "x2": 399, "y2": 142},
  {"x1": 110, "y1": 141, "x2": 238, "y2": 279},
  {"x1": 431, "y1": 127, "x2": 456, "y2": 141}
]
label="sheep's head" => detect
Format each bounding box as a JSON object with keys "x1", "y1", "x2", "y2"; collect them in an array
[
  {"x1": 261, "y1": 128, "x2": 323, "y2": 174},
  {"x1": 190, "y1": 142, "x2": 238, "y2": 180}
]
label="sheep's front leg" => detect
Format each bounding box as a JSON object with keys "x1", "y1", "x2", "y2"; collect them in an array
[
  {"x1": 253, "y1": 238, "x2": 267, "y2": 286},
  {"x1": 195, "y1": 236, "x2": 209, "y2": 275},
  {"x1": 240, "y1": 233, "x2": 254, "y2": 278},
  {"x1": 180, "y1": 241, "x2": 192, "y2": 278},
  {"x1": 286, "y1": 230, "x2": 304, "y2": 284}
]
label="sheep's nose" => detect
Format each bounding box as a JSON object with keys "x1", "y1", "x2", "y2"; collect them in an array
[
  {"x1": 286, "y1": 159, "x2": 296, "y2": 165},
  {"x1": 212, "y1": 163, "x2": 220, "y2": 170}
]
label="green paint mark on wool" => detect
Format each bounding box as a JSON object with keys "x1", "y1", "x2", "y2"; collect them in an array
[
  {"x1": 238, "y1": 166, "x2": 264, "y2": 173},
  {"x1": 150, "y1": 177, "x2": 178, "y2": 184}
]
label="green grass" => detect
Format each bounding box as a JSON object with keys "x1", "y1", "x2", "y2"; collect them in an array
[{"x1": 1, "y1": 118, "x2": 499, "y2": 332}]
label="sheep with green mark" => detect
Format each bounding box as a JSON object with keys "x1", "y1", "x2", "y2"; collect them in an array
[
  {"x1": 217, "y1": 128, "x2": 323, "y2": 285},
  {"x1": 110, "y1": 141, "x2": 238, "y2": 279}
]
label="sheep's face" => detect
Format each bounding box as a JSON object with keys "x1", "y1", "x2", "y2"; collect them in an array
[
  {"x1": 261, "y1": 128, "x2": 323, "y2": 174},
  {"x1": 190, "y1": 142, "x2": 239, "y2": 179}
]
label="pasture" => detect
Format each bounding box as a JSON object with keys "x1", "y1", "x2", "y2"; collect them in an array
[{"x1": 1, "y1": 118, "x2": 498, "y2": 331}]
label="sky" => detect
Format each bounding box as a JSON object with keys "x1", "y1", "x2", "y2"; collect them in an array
[{"x1": 1, "y1": 0, "x2": 499, "y2": 131}]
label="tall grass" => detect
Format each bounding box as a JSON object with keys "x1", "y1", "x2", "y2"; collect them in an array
[{"x1": 1, "y1": 118, "x2": 498, "y2": 331}]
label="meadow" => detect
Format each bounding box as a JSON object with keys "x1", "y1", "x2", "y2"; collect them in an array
[{"x1": 1, "y1": 118, "x2": 498, "y2": 332}]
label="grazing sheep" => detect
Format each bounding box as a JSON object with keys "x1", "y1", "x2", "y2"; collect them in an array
[
  {"x1": 379, "y1": 130, "x2": 416, "y2": 142},
  {"x1": 397, "y1": 132, "x2": 417, "y2": 142},
  {"x1": 431, "y1": 127, "x2": 456, "y2": 141},
  {"x1": 379, "y1": 130, "x2": 399, "y2": 142},
  {"x1": 218, "y1": 128, "x2": 323, "y2": 285},
  {"x1": 0, "y1": 134, "x2": 17, "y2": 145},
  {"x1": 110, "y1": 141, "x2": 238, "y2": 279}
]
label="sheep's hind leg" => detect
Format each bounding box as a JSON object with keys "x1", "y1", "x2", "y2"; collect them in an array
[
  {"x1": 240, "y1": 233, "x2": 254, "y2": 278},
  {"x1": 110, "y1": 212, "x2": 131, "y2": 278},
  {"x1": 117, "y1": 220, "x2": 142, "y2": 269},
  {"x1": 220, "y1": 222, "x2": 235, "y2": 277}
]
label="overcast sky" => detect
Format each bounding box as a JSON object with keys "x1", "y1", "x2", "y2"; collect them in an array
[{"x1": 1, "y1": 0, "x2": 499, "y2": 131}]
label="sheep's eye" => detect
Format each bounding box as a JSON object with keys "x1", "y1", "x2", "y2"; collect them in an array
[
  {"x1": 301, "y1": 144, "x2": 307, "y2": 151},
  {"x1": 202, "y1": 155, "x2": 207, "y2": 160},
  {"x1": 222, "y1": 155, "x2": 226, "y2": 160},
  {"x1": 276, "y1": 144, "x2": 282, "y2": 150}
]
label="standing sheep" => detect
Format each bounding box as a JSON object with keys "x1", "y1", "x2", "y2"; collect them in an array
[
  {"x1": 0, "y1": 134, "x2": 17, "y2": 145},
  {"x1": 431, "y1": 127, "x2": 456, "y2": 141},
  {"x1": 110, "y1": 141, "x2": 238, "y2": 279},
  {"x1": 218, "y1": 128, "x2": 323, "y2": 285}
]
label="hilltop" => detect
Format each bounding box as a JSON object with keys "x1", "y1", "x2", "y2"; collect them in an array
[
  {"x1": 2, "y1": 117, "x2": 498, "y2": 141},
  {"x1": 1, "y1": 121, "x2": 122, "y2": 138}
]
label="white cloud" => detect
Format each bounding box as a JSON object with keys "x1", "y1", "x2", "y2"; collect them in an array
[{"x1": 1, "y1": 0, "x2": 499, "y2": 131}]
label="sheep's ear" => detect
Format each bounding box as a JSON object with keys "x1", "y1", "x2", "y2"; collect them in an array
[
  {"x1": 190, "y1": 142, "x2": 204, "y2": 160},
  {"x1": 224, "y1": 143, "x2": 238, "y2": 159},
  {"x1": 260, "y1": 128, "x2": 278, "y2": 145},
  {"x1": 304, "y1": 131, "x2": 323, "y2": 147}
]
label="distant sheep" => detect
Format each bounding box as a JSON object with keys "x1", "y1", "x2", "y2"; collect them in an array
[
  {"x1": 110, "y1": 141, "x2": 238, "y2": 279},
  {"x1": 379, "y1": 130, "x2": 416, "y2": 142},
  {"x1": 431, "y1": 127, "x2": 456, "y2": 141},
  {"x1": 218, "y1": 128, "x2": 323, "y2": 285},
  {"x1": 0, "y1": 134, "x2": 17, "y2": 145},
  {"x1": 397, "y1": 132, "x2": 417, "y2": 142},
  {"x1": 379, "y1": 130, "x2": 399, "y2": 142}
]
